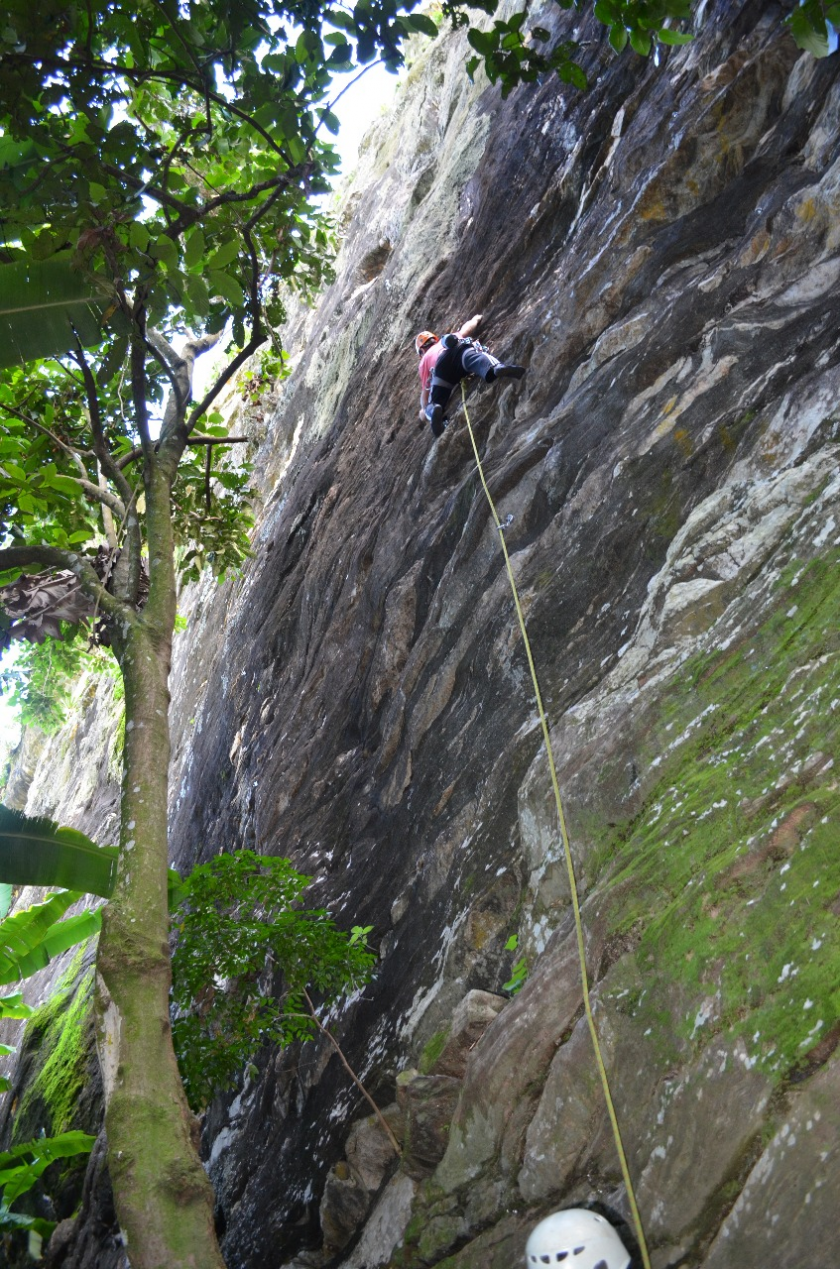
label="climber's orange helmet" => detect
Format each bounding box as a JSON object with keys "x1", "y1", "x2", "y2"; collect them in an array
[{"x1": 414, "y1": 331, "x2": 438, "y2": 355}]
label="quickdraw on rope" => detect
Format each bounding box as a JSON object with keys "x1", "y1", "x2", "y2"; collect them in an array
[{"x1": 459, "y1": 382, "x2": 652, "y2": 1269}]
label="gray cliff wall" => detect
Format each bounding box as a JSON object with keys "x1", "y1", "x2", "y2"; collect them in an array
[{"x1": 5, "y1": 1, "x2": 840, "y2": 1266}]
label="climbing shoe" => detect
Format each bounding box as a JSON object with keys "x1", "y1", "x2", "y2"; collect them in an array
[
  {"x1": 494, "y1": 364, "x2": 526, "y2": 380},
  {"x1": 429, "y1": 404, "x2": 447, "y2": 438}
]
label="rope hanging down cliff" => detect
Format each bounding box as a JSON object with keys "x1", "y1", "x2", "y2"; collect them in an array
[{"x1": 459, "y1": 382, "x2": 652, "y2": 1269}]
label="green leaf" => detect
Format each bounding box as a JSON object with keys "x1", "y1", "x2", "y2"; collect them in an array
[
  {"x1": 0, "y1": 1133, "x2": 95, "y2": 1206},
  {"x1": 150, "y1": 235, "x2": 178, "y2": 267},
  {"x1": 609, "y1": 23, "x2": 629, "y2": 51},
  {"x1": 403, "y1": 12, "x2": 438, "y2": 36},
  {"x1": 206, "y1": 239, "x2": 239, "y2": 270},
  {"x1": 0, "y1": 806, "x2": 117, "y2": 898},
  {"x1": 184, "y1": 229, "x2": 206, "y2": 271},
  {"x1": 0, "y1": 255, "x2": 113, "y2": 369},
  {"x1": 287, "y1": 135, "x2": 306, "y2": 164},
  {"x1": 0, "y1": 891, "x2": 81, "y2": 985},
  {"x1": 657, "y1": 27, "x2": 693, "y2": 44},
  {"x1": 786, "y1": 5, "x2": 829, "y2": 56},
  {"x1": 0, "y1": 992, "x2": 34, "y2": 1020},
  {"x1": 467, "y1": 27, "x2": 494, "y2": 55},
  {"x1": 207, "y1": 270, "x2": 243, "y2": 308},
  {"x1": 319, "y1": 109, "x2": 340, "y2": 135},
  {"x1": 129, "y1": 221, "x2": 150, "y2": 256},
  {"x1": 629, "y1": 27, "x2": 652, "y2": 55},
  {"x1": 41, "y1": 472, "x2": 82, "y2": 497}
]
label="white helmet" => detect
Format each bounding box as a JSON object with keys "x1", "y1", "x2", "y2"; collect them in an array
[{"x1": 525, "y1": 1209, "x2": 630, "y2": 1269}]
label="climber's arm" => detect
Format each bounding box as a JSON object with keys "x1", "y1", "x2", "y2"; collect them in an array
[{"x1": 456, "y1": 313, "x2": 483, "y2": 338}]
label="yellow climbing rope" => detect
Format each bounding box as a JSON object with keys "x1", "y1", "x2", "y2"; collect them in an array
[{"x1": 460, "y1": 383, "x2": 652, "y2": 1269}]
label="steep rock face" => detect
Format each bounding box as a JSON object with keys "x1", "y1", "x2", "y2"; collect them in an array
[{"x1": 6, "y1": 1, "x2": 840, "y2": 1266}]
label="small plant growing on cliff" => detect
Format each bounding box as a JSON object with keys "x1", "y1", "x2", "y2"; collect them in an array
[
  {"x1": 502, "y1": 934, "x2": 529, "y2": 995},
  {"x1": 171, "y1": 851, "x2": 376, "y2": 1110}
]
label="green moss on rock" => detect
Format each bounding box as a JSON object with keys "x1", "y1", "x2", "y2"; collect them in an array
[
  {"x1": 419, "y1": 1026, "x2": 451, "y2": 1075},
  {"x1": 15, "y1": 965, "x2": 95, "y2": 1141},
  {"x1": 597, "y1": 550, "x2": 840, "y2": 1078}
]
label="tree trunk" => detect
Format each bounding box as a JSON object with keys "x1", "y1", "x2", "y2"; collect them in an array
[{"x1": 95, "y1": 452, "x2": 226, "y2": 1269}]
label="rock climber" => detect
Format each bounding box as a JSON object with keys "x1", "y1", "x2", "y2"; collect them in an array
[{"x1": 415, "y1": 313, "x2": 526, "y2": 438}]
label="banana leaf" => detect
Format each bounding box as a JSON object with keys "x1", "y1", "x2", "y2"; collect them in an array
[
  {"x1": 0, "y1": 1131, "x2": 95, "y2": 1206},
  {"x1": 0, "y1": 890, "x2": 84, "y2": 985},
  {"x1": 0, "y1": 254, "x2": 115, "y2": 369},
  {"x1": 0, "y1": 806, "x2": 117, "y2": 898}
]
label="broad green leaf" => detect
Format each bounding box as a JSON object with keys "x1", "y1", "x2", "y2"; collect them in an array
[
  {"x1": 129, "y1": 221, "x2": 150, "y2": 253},
  {"x1": 0, "y1": 255, "x2": 112, "y2": 369},
  {"x1": 41, "y1": 472, "x2": 83, "y2": 498},
  {"x1": 40, "y1": 908, "x2": 102, "y2": 961},
  {"x1": 0, "y1": 1132, "x2": 96, "y2": 1205},
  {"x1": 206, "y1": 239, "x2": 239, "y2": 270},
  {"x1": 207, "y1": 270, "x2": 243, "y2": 308},
  {"x1": 0, "y1": 992, "x2": 34, "y2": 1020},
  {"x1": 150, "y1": 235, "x2": 178, "y2": 267},
  {"x1": 184, "y1": 229, "x2": 206, "y2": 271},
  {"x1": 0, "y1": 806, "x2": 117, "y2": 898},
  {"x1": 657, "y1": 27, "x2": 693, "y2": 44},
  {"x1": 787, "y1": 5, "x2": 829, "y2": 56},
  {"x1": 0, "y1": 891, "x2": 81, "y2": 985},
  {"x1": 467, "y1": 27, "x2": 494, "y2": 55},
  {"x1": 403, "y1": 12, "x2": 438, "y2": 36},
  {"x1": 609, "y1": 24, "x2": 629, "y2": 51}
]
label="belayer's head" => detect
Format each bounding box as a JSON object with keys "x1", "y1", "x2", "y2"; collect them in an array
[
  {"x1": 525, "y1": 1209, "x2": 630, "y2": 1269},
  {"x1": 414, "y1": 331, "x2": 438, "y2": 355}
]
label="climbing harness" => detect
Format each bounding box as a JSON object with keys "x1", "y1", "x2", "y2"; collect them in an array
[{"x1": 459, "y1": 383, "x2": 652, "y2": 1269}]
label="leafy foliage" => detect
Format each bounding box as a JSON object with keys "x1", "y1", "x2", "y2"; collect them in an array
[
  {"x1": 0, "y1": 1131, "x2": 96, "y2": 1245},
  {"x1": 2, "y1": 628, "x2": 118, "y2": 733},
  {"x1": 784, "y1": 0, "x2": 840, "y2": 57},
  {"x1": 171, "y1": 850, "x2": 376, "y2": 1109},
  {"x1": 0, "y1": 889, "x2": 102, "y2": 988},
  {"x1": 502, "y1": 933, "x2": 528, "y2": 994}
]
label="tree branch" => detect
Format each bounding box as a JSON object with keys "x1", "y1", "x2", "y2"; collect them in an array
[
  {"x1": 130, "y1": 329, "x2": 153, "y2": 452},
  {"x1": 0, "y1": 403, "x2": 91, "y2": 478},
  {"x1": 184, "y1": 341, "x2": 267, "y2": 436},
  {"x1": 0, "y1": 545, "x2": 131, "y2": 625},
  {"x1": 116, "y1": 436, "x2": 250, "y2": 470},
  {"x1": 71, "y1": 340, "x2": 143, "y2": 603},
  {"x1": 71, "y1": 343, "x2": 136, "y2": 508},
  {"x1": 301, "y1": 989, "x2": 401, "y2": 1157}
]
